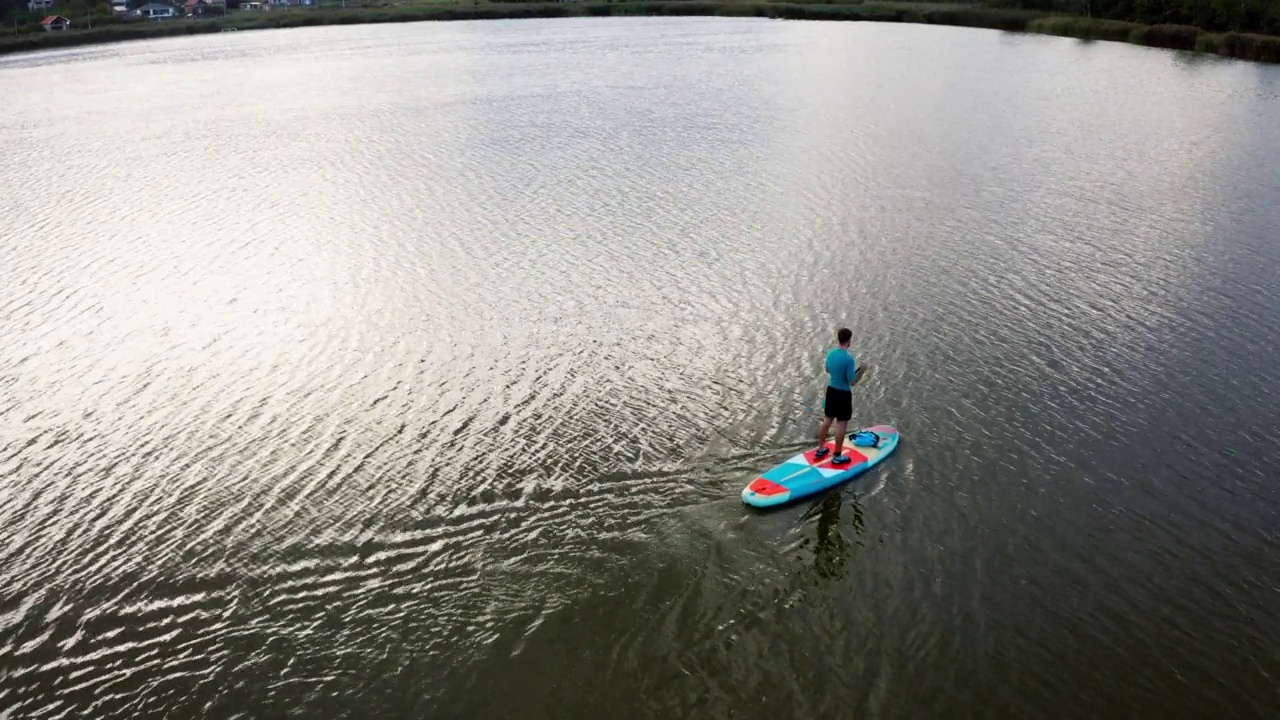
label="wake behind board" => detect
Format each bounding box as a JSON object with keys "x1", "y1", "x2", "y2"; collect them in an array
[{"x1": 741, "y1": 425, "x2": 899, "y2": 508}]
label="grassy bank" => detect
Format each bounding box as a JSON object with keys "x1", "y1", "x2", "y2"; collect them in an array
[
  {"x1": 3, "y1": 0, "x2": 1279, "y2": 63},
  {"x1": 1025, "y1": 16, "x2": 1280, "y2": 62}
]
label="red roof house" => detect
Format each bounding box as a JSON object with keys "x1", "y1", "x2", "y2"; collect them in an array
[{"x1": 41, "y1": 15, "x2": 72, "y2": 31}]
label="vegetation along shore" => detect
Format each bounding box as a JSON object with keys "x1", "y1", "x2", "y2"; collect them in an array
[{"x1": 4, "y1": 0, "x2": 1280, "y2": 63}]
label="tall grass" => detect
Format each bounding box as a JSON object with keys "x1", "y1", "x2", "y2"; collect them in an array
[
  {"x1": 0, "y1": 20, "x2": 222, "y2": 53},
  {"x1": 1025, "y1": 15, "x2": 1142, "y2": 41},
  {"x1": 1026, "y1": 15, "x2": 1280, "y2": 61},
  {"x1": 1132, "y1": 23, "x2": 1199, "y2": 50},
  {"x1": 904, "y1": 6, "x2": 1045, "y2": 31},
  {"x1": 1198, "y1": 31, "x2": 1280, "y2": 62}
]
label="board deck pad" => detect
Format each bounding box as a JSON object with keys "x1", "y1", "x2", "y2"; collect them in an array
[{"x1": 742, "y1": 425, "x2": 899, "y2": 508}]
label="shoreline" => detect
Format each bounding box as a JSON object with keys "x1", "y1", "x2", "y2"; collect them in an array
[{"x1": 3, "y1": 2, "x2": 1280, "y2": 64}]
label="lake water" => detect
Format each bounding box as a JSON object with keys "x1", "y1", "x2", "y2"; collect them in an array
[{"x1": 2, "y1": 15, "x2": 1279, "y2": 719}]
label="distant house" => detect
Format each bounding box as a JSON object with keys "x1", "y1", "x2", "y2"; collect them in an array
[
  {"x1": 184, "y1": 0, "x2": 224, "y2": 15},
  {"x1": 27, "y1": 0, "x2": 53, "y2": 11},
  {"x1": 41, "y1": 15, "x2": 71, "y2": 30},
  {"x1": 134, "y1": 2, "x2": 179, "y2": 17}
]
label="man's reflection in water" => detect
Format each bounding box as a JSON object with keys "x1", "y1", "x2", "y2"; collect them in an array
[{"x1": 810, "y1": 490, "x2": 866, "y2": 581}]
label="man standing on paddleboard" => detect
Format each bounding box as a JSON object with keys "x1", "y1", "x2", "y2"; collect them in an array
[{"x1": 815, "y1": 327, "x2": 858, "y2": 465}]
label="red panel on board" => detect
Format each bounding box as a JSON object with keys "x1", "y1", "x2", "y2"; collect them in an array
[{"x1": 747, "y1": 478, "x2": 788, "y2": 496}]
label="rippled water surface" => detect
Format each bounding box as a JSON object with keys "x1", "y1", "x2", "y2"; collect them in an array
[{"x1": 3, "y1": 17, "x2": 1280, "y2": 719}]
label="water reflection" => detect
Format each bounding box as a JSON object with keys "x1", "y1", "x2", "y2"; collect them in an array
[
  {"x1": 796, "y1": 490, "x2": 868, "y2": 583},
  {"x1": 2, "y1": 15, "x2": 1280, "y2": 720}
]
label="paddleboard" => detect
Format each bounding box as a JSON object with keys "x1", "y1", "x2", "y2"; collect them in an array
[{"x1": 741, "y1": 425, "x2": 899, "y2": 508}]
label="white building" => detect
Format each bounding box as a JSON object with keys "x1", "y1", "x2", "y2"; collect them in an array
[{"x1": 134, "y1": 2, "x2": 179, "y2": 17}]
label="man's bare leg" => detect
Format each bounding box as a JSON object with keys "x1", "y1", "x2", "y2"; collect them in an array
[
  {"x1": 816, "y1": 416, "x2": 833, "y2": 456},
  {"x1": 832, "y1": 420, "x2": 849, "y2": 460}
]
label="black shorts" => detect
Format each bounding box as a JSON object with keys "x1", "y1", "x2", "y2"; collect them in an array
[{"x1": 824, "y1": 386, "x2": 852, "y2": 422}]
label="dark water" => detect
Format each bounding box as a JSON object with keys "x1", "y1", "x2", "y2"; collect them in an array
[{"x1": 2, "y1": 16, "x2": 1280, "y2": 719}]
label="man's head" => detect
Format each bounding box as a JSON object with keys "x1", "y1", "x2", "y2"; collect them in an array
[{"x1": 837, "y1": 328, "x2": 852, "y2": 347}]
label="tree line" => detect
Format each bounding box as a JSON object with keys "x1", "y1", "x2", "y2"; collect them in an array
[{"x1": 980, "y1": 0, "x2": 1278, "y2": 34}]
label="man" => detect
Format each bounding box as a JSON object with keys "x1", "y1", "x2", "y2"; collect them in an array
[{"x1": 815, "y1": 327, "x2": 858, "y2": 464}]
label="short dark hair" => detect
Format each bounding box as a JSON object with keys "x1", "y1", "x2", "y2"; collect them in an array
[{"x1": 837, "y1": 328, "x2": 852, "y2": 345}]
